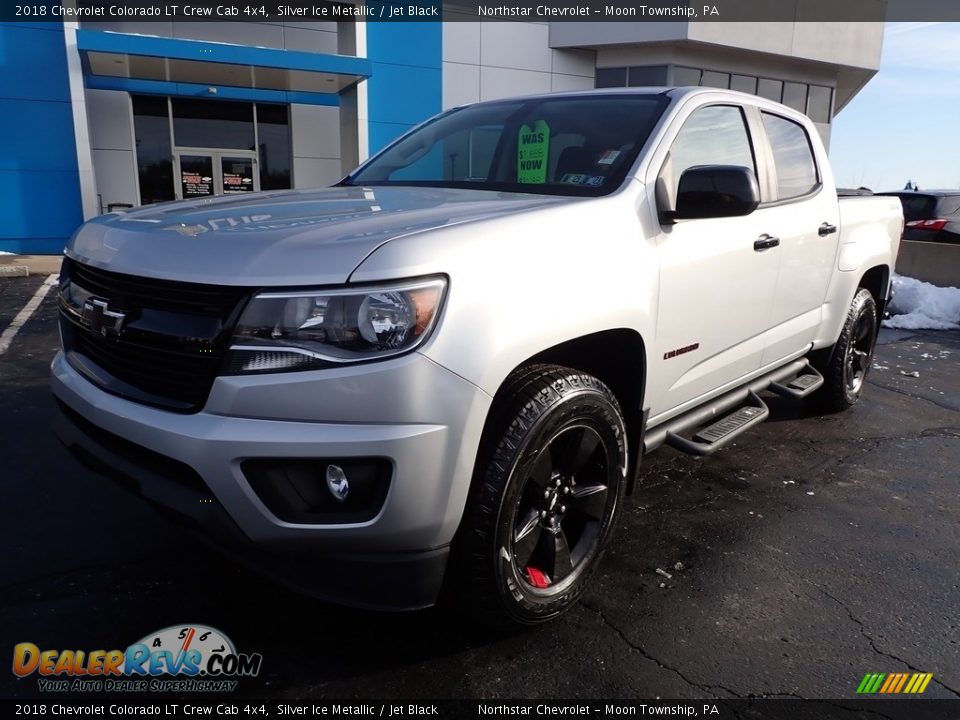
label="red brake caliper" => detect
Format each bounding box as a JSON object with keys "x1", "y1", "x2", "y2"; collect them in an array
[{"x1": 525, "y1": 566, "x2": 552, "y2": 588}]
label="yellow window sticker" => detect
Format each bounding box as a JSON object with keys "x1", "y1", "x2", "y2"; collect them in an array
[{"x1": 517, "y1": 120, "x2": 550, "y2": 184}]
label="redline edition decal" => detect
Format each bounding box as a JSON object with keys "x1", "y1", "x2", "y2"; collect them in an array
[
  {"x1": 12, "y1": 624, "x2": 262, "y2": 693},
  {"x1": 664, "y1": 343, "x2": 701, "y2": 360}
]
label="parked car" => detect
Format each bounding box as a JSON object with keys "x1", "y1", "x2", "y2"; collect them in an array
[
  {"x1": 51, "y1": 88, "x2": 903, "y2": 626},
  {"x1": 876, "y1": 190, "x2": 960, "y2": 244}
]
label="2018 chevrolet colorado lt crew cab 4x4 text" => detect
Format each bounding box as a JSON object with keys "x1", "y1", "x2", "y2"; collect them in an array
[{"x1": 52, "y1": 88, "x2": 902, "y2": 626}]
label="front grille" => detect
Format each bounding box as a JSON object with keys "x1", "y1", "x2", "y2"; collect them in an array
[
  {"x1": 60, "y1": 258, "x2": 252, "y2": 412},
  {"x1": 67, "y1": 259, "x2": 244, "y2": 317}
]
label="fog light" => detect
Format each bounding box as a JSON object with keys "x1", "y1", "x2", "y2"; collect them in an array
[
  {"x1": 326, "y1": 464, "x2": 350, "y2": 502},
  {"x1": 241, "y1": 457, "x2": 391, "y2": 524}
]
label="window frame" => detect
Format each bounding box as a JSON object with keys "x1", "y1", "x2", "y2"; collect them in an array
[
  {"x1": 755, "y1": 109, "x2": 823, "y2": 207},
  {"x1": 655, "y1": 102, "x2": 762, "y2": 216}
]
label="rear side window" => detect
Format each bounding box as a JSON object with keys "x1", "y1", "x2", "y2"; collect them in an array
[
  {"x1": 659, "y1": 105, "x2": 756, "y2": 209},
  {"x1": 936, "y1": 196, "x2": 960, "y2": 216},
  {"x1": 761, "y1": 112, "x2": 819, "y2": 200}
]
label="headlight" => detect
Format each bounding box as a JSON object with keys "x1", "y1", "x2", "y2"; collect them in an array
[{"x1": 225, "y1": 277, "x2": 446, "y2": 374}]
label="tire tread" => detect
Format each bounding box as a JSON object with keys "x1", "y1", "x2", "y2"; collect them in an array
[{"x1": 445, "y1": 364, "x2": 625, "y2": 628}]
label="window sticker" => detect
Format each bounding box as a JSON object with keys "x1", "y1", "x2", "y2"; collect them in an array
[
  {"x1": 517, "y1": 120, "x2": 550, "y2": 184},
  {"x1": 597, "y1": 150, "x2": 621, "y2": 166},
  {"x1": 560, "y1": 173, "x2": 606, "y2": 186}
]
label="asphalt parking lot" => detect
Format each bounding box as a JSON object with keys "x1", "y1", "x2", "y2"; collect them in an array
[{"x1": 1, "y1": 271, "x2": 958, "y2": 701}]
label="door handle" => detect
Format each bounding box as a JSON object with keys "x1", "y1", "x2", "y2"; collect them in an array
[
  {"x1": 818, "y1": 222, "x2": 838, "y2": 237},
  {"x1": 754, "y1": 234, "x2": 780, "y2": 251}
]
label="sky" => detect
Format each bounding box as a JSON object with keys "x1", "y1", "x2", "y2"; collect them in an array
[{"x1": 830, "y1": 22, "x2": 960, "y2": 192}]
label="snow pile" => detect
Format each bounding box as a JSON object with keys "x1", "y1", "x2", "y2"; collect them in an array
[
  {"x1": 0, "y1": 251, "x2": 14, "y2": 256},
  {"x1": 884, "y1": 274, "x2": 960, "y2": 330}
]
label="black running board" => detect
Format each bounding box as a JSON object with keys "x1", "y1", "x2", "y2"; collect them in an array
[
  {"x1": 644, "y1": 358, "x2": 811, "y2": 456},
  {"x1": 768, "y1": 362, "x2": 824, "y2": 399},
  {"x1": 664, "y1": 391, "x2": 769, "y2": 456}
]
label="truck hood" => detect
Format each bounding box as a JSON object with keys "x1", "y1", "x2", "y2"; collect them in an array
[{"x1": 68, "y1": 186, "x2": 580, "y2": 286}]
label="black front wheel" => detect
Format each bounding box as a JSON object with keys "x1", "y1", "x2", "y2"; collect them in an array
[{"x1": 448, "y1": 365, "x2": 627, "y2": 627}]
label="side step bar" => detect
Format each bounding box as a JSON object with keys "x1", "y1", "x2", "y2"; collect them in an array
[
  {"x1": 644, "y1": 358, "x2": 812, "y2": 456},
  {"x1": 768, "y1": 362, "x2": 824, "y2": 399},
  {"x1": 665, "y1": 391, "x2": 769, "y2": 456}
]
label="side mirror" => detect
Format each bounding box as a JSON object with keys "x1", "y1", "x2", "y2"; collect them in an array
[{"x1": 667, "y1": 165, "x2": 760, "y2": 222}]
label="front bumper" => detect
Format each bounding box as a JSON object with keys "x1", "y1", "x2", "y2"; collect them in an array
[{"x1": 50, "y1": 350, "x2": 492, "y2": 609}]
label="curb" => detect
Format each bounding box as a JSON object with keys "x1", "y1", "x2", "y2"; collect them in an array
[
  {"x1": 0, "y1": 255, "x2": 63, "y2": 277},
  {"x1": 0, "y1": 265, "x2": 30, "y2": 278}
]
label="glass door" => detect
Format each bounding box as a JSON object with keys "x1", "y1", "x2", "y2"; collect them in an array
[
  {"x1": 176, "y1": 153, "x2": 215, "y2": 199},
  {"x1": 174, "y1": 150, "x2": 259, "y2": 199},
  {"x1": 220, "y1": 156, "x2": 256, "y2": 194}
]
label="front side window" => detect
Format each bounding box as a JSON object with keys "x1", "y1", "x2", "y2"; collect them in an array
[
  {"x1": 658, "y1": 104, "x2": 757, "y2": 210},
  {"x1": 345, "y1": 94, "x2": 669, "y2": 197},
  {"x1": 761, "y1": 112, "x2": 819, "y2": 200}
]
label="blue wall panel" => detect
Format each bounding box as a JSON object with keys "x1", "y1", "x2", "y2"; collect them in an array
[
  {"x1": 0, "y1": 99, "x2": 79, "y2": 172},
  {"x1": 0, "y1": 23, "x2": 82, "y2": 254},
  {"x1": 365, "y1": 13, "x2": 442, "y2": 154}
]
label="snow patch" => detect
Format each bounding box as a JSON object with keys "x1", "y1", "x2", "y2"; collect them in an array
[
  {"x1": 884, "y1": 274, "x2": 960, "y2": 331},
  {"x1": 0, "y1": 251, "x2": 15, "y2": 256}
]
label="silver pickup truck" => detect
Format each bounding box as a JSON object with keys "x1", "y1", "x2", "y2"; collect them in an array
[{"x1": 52, "y1": 88, "x2": 902, "y2": 626}]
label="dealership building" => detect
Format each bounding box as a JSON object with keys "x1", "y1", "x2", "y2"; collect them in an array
[{"x1": 1, "y1": 10, "x2": 884, "y2": 254}]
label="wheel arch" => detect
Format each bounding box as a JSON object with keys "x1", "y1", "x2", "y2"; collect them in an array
[
  {"x1": 858, "y1": 264, "x2": 891, "y2": 329},
  {"x1": 483, "y1": 329, "x2": 648, "y2": 494}
]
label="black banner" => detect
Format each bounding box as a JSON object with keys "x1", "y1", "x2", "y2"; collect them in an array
[
  {"x1": 6, "y1": 0, "x2": 960, "y2": 23},
  {"x1": 3, "y1": 700, "x2": 960, "y2": 719}
]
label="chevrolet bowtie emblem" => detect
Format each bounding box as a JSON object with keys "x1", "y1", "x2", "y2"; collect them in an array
[{"x1": 81, "y1": 298, "x2": 125, "y2": 337}]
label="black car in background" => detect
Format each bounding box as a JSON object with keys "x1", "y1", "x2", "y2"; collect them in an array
[{"x1": 876, "y1": 190, "x2": 960, "y2": 244}]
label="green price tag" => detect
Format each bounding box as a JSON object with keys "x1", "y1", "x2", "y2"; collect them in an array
[{"x1": 517, "y1": 120, "x2": 550, "y2": 184}]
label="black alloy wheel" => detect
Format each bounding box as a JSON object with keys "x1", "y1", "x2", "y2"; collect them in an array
[
  {"x1": 844, "y1": 308, "x2": 875, "y2": 395},
  {"x1": 509, "y1": 424, "x2": 615, "y2": 595},
  {"x1": 448, "y1": 364, "x2": 628, "y2": 627},
  {"x1": 813, "y1": 287, "x2": 879, "y2": 412}
]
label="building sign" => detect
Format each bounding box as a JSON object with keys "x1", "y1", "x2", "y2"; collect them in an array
[
  {"x1": 222, "y1": 158, "x2": 254, "y2": 194},
  {"x1": 181, "y1": 172, "x2": 213, "y2": 198},
  {"x1": 179, "y1": 155, "x2": 215, "y2": 198}
]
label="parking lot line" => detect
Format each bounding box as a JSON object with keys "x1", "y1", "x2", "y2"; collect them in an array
[{"x1": 0, "y1": 274, "x2": 59, "y2": 356}]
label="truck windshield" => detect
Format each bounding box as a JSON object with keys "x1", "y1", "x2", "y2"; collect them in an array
[{"x1": 343, "y1": 94, "x2": 669, "y2": 197}]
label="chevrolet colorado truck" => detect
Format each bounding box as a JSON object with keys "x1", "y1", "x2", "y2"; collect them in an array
[{"x1": 52, "y1": 88, "x2": 903, "y2": 626}]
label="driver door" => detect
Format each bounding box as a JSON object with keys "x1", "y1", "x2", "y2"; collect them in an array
[{"x1": 648, "y1": 103, "x2": 781, "y2": 420}]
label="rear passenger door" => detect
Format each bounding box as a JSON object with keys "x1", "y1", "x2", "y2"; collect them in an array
[{"x1": 755, "y1": 111, "x2": 841, "y2": 365}]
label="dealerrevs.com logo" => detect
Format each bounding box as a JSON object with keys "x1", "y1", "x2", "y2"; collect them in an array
[{"x1": 12, "y1": 624, "x2": 263, "y2": 693}]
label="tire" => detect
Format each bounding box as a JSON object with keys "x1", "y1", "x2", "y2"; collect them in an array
[
  {"x1": 447, "y1": 364, "x2": 628, "y2": 628},
  {"x1": 813, "y1": 288, "x2": 879, "y2": 412}
]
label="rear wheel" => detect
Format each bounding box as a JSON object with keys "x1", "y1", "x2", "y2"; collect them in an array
[
  {"x1": 813, "y1": 287, "x2": 878, "y2": 412},
  {"x1": 449, "y1": 365, "x2": 627, "y2": 627}
]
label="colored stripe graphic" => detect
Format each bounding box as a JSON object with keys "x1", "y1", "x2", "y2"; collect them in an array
[
  {"x1": 893, "y1": 673, "x2": 909, "y2": 693},
  {"x1": 857, "y1": 672, "x2": 933, "y2": 694}
]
